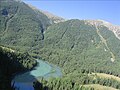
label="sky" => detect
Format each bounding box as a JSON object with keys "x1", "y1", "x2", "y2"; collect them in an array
[{"x1": 24, "y1": 0, "x2": 120, "y2": 25}]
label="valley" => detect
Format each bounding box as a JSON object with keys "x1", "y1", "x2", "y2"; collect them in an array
[{"x1": 0, "y1": 0, "x2": 120, "y2": 90}]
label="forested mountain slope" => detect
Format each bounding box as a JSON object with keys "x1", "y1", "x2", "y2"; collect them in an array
[
  {"x1": 40, "y1": 19, "x2": 120, "y2": 75},
  {"x1": 0, "y1": 0, "x2": 66, "y2": 58},
  {"x1": 37, "y1": 19, "x2": 120, "y2": 90},
  {"x1": 1, "y1": 0, "x2": 120, "y2": 90},
  {"x1": 0, "y1": 0, "x2": 51, "y2": 57}
]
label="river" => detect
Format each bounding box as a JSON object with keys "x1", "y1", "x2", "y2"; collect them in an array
[{"x1": 12, "y1": 60, "x2": 62, "y2": 90}]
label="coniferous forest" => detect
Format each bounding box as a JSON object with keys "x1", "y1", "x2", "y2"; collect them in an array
[{"x1": 1, "y1": 0, "x2": 120, "y2": 90}]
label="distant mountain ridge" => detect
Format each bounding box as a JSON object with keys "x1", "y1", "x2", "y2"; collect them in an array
[
  {"x1": 29, "y1": 2, "x2": 120, "y2": 40},
  {"x1": 28, "y1": 4, "x2": 65, "y2": 24}
]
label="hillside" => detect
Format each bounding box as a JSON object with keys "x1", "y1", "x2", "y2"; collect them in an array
[
  {"x1": 41, "y1": 19, "x2": 120, "y2": 75},
  {"x1": 39, "y1": 19, "x2": 120, "y2": 89},
  {"x1": 0, "y1": 0, "x2": 51, "y2": 58},
  {"x1": 1, "y1": 0, "x2": 120, "y2": 90}
]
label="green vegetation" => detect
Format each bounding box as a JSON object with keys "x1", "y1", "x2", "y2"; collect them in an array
[
  {"x1": 1, "y1": 0, "x2": 120, "y2": 90},
  {"x1": 0, "y1": 0, "x2": 51, "y2": 58},
  {"x1": 33, "y1": 72, "x2": 120, "y2": 90},
  {"x1": 84, "y1": 84, "x2": 118, "y2": 90},
  {"x1": 40, "y1": 19, "x2": 120, "y2": 76},
  {"x1": 38, "y1": 20, "x2": 120, "y2": 89}
]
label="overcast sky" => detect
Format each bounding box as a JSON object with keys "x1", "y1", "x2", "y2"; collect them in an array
[{"x1": 24, "y1": 0, "x2": 120, "y2": 25}]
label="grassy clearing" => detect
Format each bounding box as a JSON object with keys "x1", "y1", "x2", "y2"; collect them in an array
[
  {"x1": 84, "y1": 84, "x2": 118, "y2": 90},
  {"x1": 92, "y1": 73, "x2": 120, "y2": 82}
]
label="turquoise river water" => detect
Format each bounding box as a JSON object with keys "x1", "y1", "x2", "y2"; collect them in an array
[{"x1": 12, "y1": 60, "x2": 62, "y2": 90}]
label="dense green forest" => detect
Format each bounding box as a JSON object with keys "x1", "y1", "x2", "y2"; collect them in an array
[
  {"x1": 33, "y1": 72, "x2": 120, "y2": 90},
  {"x1": 1, "y1": 0, "x2": 120, "y2": 90},
  {"x1": 0, "y1": 0, "x2": 51, "y2": 58},
  {"x1": 41, "y1": 19, "x2": 120, "y2": 76},
  {"x1": 38, "y1": 20, "x2": 120, "y2": 89},
  {"x1": 33, "y1": 19, "x2": 120, "y2": 89}
]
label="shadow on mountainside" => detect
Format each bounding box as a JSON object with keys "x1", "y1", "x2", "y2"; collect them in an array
[{"x1": 0, "y1": 47, "x2": 38, "y2": 90}]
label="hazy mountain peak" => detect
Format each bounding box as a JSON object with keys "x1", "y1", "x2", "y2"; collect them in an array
[
  {"x1": 39, "y1": 10, "x2": 65, "y2": 23},
  {"x1": 85, "y1": 19, "x2": 112, "y2": 26},
  {"x1": 28, "y1": 4, "x2": 65, "y2": 24},
  {"x1": 1, "y1": 0, "x2": 22, "y2": 2}
]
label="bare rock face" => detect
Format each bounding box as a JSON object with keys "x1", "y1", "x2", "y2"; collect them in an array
[{"x1": 84, "y1": 19, "x2": 120, "y2": 40}]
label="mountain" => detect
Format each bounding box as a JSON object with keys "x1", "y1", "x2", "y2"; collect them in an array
[
  {"x1": 28, "y1": 4, "x2": 65, "y2": 23},
  {"x1": 0, "y1": 0, "x2": 51, "y2": 58},
  {"x1": 84, "y1": 19, "x2": 120, "y2": 39},
  {"x1": 41, "y1": 19, "x2": 120, "y2": 74},
  {"x1": 39, "y1": 19, "x2": 120, "y2": 90},
  {"x1": 0, "y1": 0, "x2": 66, "y2": 58},
  {"x1": 1, "y1": 0, "x2": 120, "y2": 90}
]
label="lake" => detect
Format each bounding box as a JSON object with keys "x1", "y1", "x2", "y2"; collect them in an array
[{"x1": 12, "y1": 60, "x2": 62, "y2": 90}]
